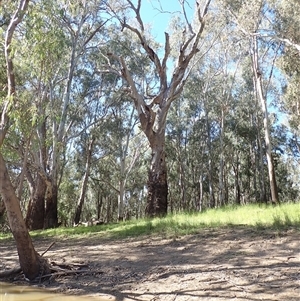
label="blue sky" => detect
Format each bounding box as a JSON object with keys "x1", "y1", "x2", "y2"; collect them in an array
[{"x1": 139, "y1": 0, "x2": 194, "y2": 42}]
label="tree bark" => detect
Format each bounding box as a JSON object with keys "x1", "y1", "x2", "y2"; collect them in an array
[
  {"x1": 44, "y1": 183, "x2": 58, "y2": 228},
  {"x1": 218, "y1": 107, "x2": 225, "y2": 207},
  {"x1": 251, "y1": 35, "x2": 279, "y2": 204},
  {"x1": 25, "y1": 109, "x2": 48, "y2": 230},
  {"x1": 25, "y1": 174, "x2": 46, "y2": 230},
  {"x1": 233, "y1": 152, "x2": 241, "y2": 205},
  {"x1": 74, "y1": 137, "x2": 95, "y2": 225},
  {"x1": 145, "y1": 132, "x2": 168, "y2": 217},
  {"x1": 0, "y1": 198, "x2": 5, "y2": 218},
  {"x1": 0, "y1": 154, "x2": 48, "y2": 280}
]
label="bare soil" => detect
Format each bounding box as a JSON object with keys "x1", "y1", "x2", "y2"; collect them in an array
[{"x1": 1, "y1": 227, "x2": 299, "y2": 301}]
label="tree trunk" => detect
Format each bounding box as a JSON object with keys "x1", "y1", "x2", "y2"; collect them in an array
[
  {"x1": 0, "y1": 198, "x2": 5, "y2": 216},
  {"x1": 145, "y1": 133, "x2": 168, "y2": 217},
  {"x1": 74, "y1": 137, "x2": 95, "y2": 225},
  {"x1": 25, "y1": 174, "x2": 46, "y2": 230},
  {"x1": 105, "y1": 0, "x2": 211, "y2": 218},
  {"x1": 256, "y1": 117, "x2": 267, "y2": 203},
  {"x1": 219, "y1": 107, "x2": 225, "y2": 207},
  {"x1": 205, "y1": 109, "x2": 216, "y2": 208},
  {"x1": 198, "y1": 172, "x2": 203, "y2": 212},
  {"x1": 252, "y1": 35, "x2": 279, "y2": 205},
  {"x1": 96, "y1": 193, "x2": 103, "y2": 220},
  {"x1": 106, "y1": 196, "x2": 112, "y2": 223},
  {"x1": 233, "y1": 152, "x2": 241, "y2": 205},
  {"x1": 44, "y1": 183, "x2": 58, "y2": 228},
  {"x1": 25, "y1": 113, "x2": 48, "y2": 230},
  {"x1": 179, "y1": 160, "x2": 186, "y2": 210},
  {"x1": 0, "y1": 153, "x2": 50, "y2": 280},
  {"x1": 118, "y1": 178, "x2": 125, "y2": 222},
  {"x1": 0, "y1": 0, "x2": 51, "y2": 280}
]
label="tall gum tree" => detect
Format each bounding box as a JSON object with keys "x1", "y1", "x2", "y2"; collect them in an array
[
  {"x1": 104, "y1": 0, "x2": 212, "y2": 217},
  {"x1": 17, "y1": 0, "x2": 108, "y2": 229},
  {"x1": 44, "y1": 0, "x2": 109, "y2": 228},
  {"x1": 226, "y1": 0, "x2": 280, "y2": 204},
  {"x1": 0, "y1": 0, "x2": 50, "y2": 280}
]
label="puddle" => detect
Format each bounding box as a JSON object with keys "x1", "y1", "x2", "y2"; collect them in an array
[{"x1": 0, "y1": 282, "x2": 114, "y2": 301}]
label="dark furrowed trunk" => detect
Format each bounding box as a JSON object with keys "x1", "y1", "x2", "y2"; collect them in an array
[
  {"x1": 26, "y1": 175, "x2": 46, "y2": 230},
  {"x1": 145, "y1": 138, "x2": 168, "y2": 217},
  {"x1": 44, "y1": 184, "x2": 58, "y2": 229},
  {"x1": 146, "y1": 170, "x2": 168, "y2": 217}
]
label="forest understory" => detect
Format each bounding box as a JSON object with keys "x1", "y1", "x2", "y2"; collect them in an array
[{"x1": 1, "y1": 227, "x2": 299, "y2": 301}]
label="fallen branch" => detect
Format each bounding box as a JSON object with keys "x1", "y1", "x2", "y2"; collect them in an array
[
  {"x1": 40, "y1": 269, "x2": 104, "y2": 279},
  {"x1": 41, "y1": 242, "x2": 56, "y2": 257}
]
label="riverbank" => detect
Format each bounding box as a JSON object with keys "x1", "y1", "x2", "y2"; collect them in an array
[{"x1": 1, "y1": 227, "x2": 299, "y2": 300}]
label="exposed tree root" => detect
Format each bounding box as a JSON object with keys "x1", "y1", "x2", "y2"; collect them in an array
[
  {"x1": 0, "y1": 266, "x2": 22, "y2": 278},
  {"x1": 0, "y1": 243, "x2": 54, "y2": 281},
  {"x1": 0, "y1": 256, "x2": 94, "y2": 283}
]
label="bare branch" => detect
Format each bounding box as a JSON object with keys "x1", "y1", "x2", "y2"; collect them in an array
[
  {"x1": 166, "y1": 0, "x2": 212, "y2": 107},
  {"x1": 112, "y1": 1, "x2": 173, "y2": 96},
  {"x1": 193, "y1": 0, "x2": 212, "y2": 50},
  {"x1": 126, "y1": 0, "x2": 144, "y2": 31},
  {"x1": 161, "y1": 32, "x2": 170, "y2": 86},
  {"x1": 122, "y1": 21, "x2": 162, "y2": 72},
  {"x1": 197, "y1": 0, "x2": 211, "y2": 21},
  {"x1": 82, "y1": 19, "x2": 110, "y2": 48},
  {"x1": 179, "y1": 0, "x2": 194, "y2": 34},
  {"x1": 277, "y1": 37, "x2": 300, "y2": 53}
]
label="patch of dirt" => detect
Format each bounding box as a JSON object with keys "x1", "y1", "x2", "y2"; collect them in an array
[{"x1": 1, "y1": 227, "x2": 299, "y2": 301}]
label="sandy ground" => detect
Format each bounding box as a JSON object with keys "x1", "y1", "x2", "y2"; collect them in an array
[{"x1": 0, "y1": 227, "x2": 299, "y2": 301}]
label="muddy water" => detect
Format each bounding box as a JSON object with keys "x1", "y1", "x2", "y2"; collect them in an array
[{"x1": 0, "y1": 282, "x2": 113, "y2": 301}]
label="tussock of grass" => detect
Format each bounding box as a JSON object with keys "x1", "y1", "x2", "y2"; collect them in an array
[{"x1": 0, "y1": 203, "x2": 299, "y2": 241}]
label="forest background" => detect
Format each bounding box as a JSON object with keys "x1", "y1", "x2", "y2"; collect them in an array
[{"x1": 1, "y1": 0, "x2": 300, "y2": 233}]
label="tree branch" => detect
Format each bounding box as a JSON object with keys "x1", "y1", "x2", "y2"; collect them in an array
[
  {"x1": 126, "y1": 0, "x2": 144, "y2": 31},
  {"x1": 167, "y1": 0, "x2": 211, "y2": 106},
  {"x1": 0, "y1": 0, "x2": 30, "y2": 147},
  {"x1": 180, "y1": 0, "x2": 194, "y2": 34}
]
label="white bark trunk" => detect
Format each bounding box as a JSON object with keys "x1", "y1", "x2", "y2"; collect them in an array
[{"x1": 252, "y1": 35, "x2": 279, "y2": 204}]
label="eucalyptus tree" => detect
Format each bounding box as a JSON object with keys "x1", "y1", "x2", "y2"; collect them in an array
[
  {"x1": 165, "y1": 0, "x2": 284, "y2": 209},
  {"x1": 0, "y1": 0, "x2": 51, "y2": 280},
  {"x1": 12, "y1": 0, "x2": 109, "y2": 229},
  {"x1": 73, "y1": 134, "x2": 96, "y2": 225},
  {"x1": 101, "y1": 0, "x2": 212, "y2": 217},
  {"x1": 111, "y1": 103, "x2": 142, "y2": 221},
  {"x1": 166, "y1": 96, "x2": 191, "y2": 211},
  {"x1": 43, "y1": 0, "x2": 109, "y2": 228},
  {"x1": 269, "y1": 0, "x2": 300, "y2": 129},
  {"x1": 94, "y1": 25, "x2": 151, "y2": 221},
  {"x1": 225, "y1": 0, "x2": 280, "y2": 204},
  {"x1": 88, "y1": 104, "x2": 146, "y2": 222}
]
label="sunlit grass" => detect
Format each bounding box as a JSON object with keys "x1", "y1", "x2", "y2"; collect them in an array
[{"x1": 0, "y1": 202, "x2": 299, "y2": 241}]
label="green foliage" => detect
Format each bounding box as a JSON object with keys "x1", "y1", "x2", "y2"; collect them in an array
[
  {"x1": 1, "y1": 0, "x2": 300, "y2": 231},
  {"x1": 271, "y1": 0, "x2": 300, "y2": 128}
]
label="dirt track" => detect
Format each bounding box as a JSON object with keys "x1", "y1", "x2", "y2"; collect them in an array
[{"x1": 1, "y1": 227, "x2": 299, "y2": 300}]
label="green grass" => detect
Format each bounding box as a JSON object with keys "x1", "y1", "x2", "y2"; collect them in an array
[{"x1": 0, "y1": 202, "x2": 299, "y2": 241}]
